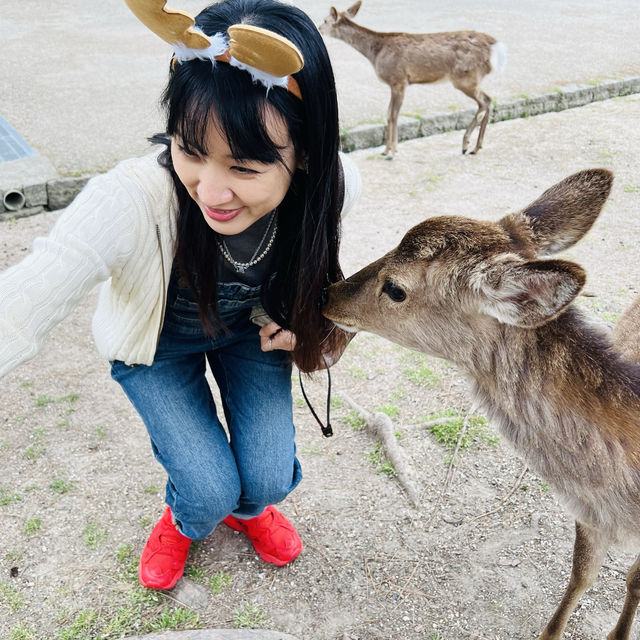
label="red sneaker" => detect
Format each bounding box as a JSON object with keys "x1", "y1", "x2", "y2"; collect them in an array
[
  {"x1": 223, "y1": 505, "x2": 302, "y2": 566},
  {"x1": 139, "y1": 506, "x2": 191, "y2": 590}
]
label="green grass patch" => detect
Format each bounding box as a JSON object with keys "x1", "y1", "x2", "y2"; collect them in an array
[
  {"x1": 234, "y1": 602, "x2": 268, "y2": 629},
  {"x1": 185, "y1": 566, "x2": 207, "y2": 582},
  {"x1": 366, "y1": 442, "x2": 397, "y2": 477},
  {"x1": 376, "y1": 404, "x2": 399, "y2": 420},
  {"x1": 23, "y1": 444, "x2": 43, "y2": 461},
  {"x1": 426, "y1": 411, "x2": 498, "y2": 450},
  {"x1": 50, "y1": 478, "x2": 72, "y2": 494},
  {"x1": 146, "y1": 605, "x2": 200, "y2": 631},
  {"x1": 9, "y1": 623, "x2": 37, "y2": 640},
  {"x1": 348, "y1": 364, "x2": 368, "y2": 380},
  {"x1": 82, "y1": 522, "x2": 109, "y2": 550},
  {"x1": 209, "y1": 572, "x2": 233, "y2": 594},
  {"x1": 0, "y1": 582, "x2": 25, "y2": 611},
  {"x1": 34, "y1": 394, "x2": 54, "y2": 407},
  {"x1": 0, "y1": 487, "x2": 22, "y2": 506},
  {"x1": 342, "y1": 410, "x2": 365, "y2": 431},
  {"x1": 59, "y1": 609, "x2": 99, "y2": 640},
  {"x1": 23, "y1": 519, "x2": 41, "y2": 536},
  {"x1": 57, "y1": 393, "x2": 80, "y2": 404},
  {"x1": 403, "y1": 363, "x2": 441, "y2": 387}
]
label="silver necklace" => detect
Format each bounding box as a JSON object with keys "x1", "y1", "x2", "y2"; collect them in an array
[{"x1": 216, "y1": 210, "x2": 278, "y2": 274}]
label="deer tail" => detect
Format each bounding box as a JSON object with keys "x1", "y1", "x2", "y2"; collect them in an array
[{"x1": 490, "y1": 41, "x2": 508, "y2": 74}]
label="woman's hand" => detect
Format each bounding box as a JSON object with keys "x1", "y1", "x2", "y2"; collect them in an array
[
  {"x1": 259, "y1": 321, "x2": 296, "y2": 352},
  {"x1": 260, "y1": 321, "x2": 351, "y2": 371}
]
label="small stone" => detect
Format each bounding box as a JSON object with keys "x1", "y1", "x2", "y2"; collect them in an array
[{"x1": 167, "y1": 577, "x2": 209, "y2": 608}]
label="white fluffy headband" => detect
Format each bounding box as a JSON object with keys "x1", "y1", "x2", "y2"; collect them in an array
[{"x1": 123, "y1": 0, "x2": 304, "y2": 99}]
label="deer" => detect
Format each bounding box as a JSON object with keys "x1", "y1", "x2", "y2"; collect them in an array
[
  {"x1": 323, "y1": 168, "x2": 640, "y2": 640},
  {"x1": 318, "y1": 1, "x2": 507, "y2": 158}
]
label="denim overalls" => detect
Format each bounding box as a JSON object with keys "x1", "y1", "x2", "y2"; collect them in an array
[{"x1": 110, "y1": 268, "x2": 302, "y2": 539}]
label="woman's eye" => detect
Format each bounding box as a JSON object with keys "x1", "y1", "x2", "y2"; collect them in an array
[
  {"x1": 382, "y1": 280, "x2": 406, "y2": 302},
  {"x1": 231, "y1": 165, "x2": 259, "y2": 175},
  {"x1": 178, "y1": 144, "x2": 199, "y2": 159}
]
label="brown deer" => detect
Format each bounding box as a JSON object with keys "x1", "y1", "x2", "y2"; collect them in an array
[
  {"x1": 614, "y1": 296, "x2": 640, "y2": 362},
  {"x1": 318, "y1": 1, "x2": 507, "y2": 158},
  {"x1": 323, "y1": 168, "x2": 640, "y2": 640}
]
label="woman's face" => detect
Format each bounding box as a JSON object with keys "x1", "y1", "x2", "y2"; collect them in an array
[{"x1": 171, "y1": 107, "x2": 299, "y2": 236}]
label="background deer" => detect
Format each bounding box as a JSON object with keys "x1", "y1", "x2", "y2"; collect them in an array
[
  {"x1": 318, "y1": 1, "x2": 507, "y2": 158},
  {"x1": 323, "y1": 169, "x2": 640, "y2": 640}
]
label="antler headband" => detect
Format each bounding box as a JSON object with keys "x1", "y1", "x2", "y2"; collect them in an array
[{"x1": 123, "y1": 0, "x2": 304, "y2": 100}]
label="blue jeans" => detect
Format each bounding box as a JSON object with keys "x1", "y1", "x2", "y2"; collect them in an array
[{"x1": 110, "y1": 276, "x2": 302, "y2": 540}]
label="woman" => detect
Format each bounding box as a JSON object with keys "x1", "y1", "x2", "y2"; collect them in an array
[{"x1": 0, "y1": 0, "x2": 360, "y2": 589}]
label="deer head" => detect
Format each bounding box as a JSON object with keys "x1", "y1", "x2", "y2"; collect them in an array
[
  {"x1": 318, "y1": 1, "x2": 362, "y2": 37},
  {"x1": 323, "y1": 169, "x2": 613, "y2": 363}
]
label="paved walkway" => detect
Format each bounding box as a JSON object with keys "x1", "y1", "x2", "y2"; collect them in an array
[{"x1": 2, "y1": 0, "x2": 639, "y2": 176}]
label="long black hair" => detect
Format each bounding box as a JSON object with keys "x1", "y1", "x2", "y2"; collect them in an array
[{"x1": 154, "y1": 0, "x2": 346, "y2": 373}]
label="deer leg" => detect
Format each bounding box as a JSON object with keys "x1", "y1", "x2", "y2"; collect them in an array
[
  {"x1": 537, "y1": 521, "x2": 609, "y2": 640},
  {"x1": 454, "y1": 80, "x2": 483, "y2": 155},
  {"x1": 470, "y1": 91, "x2": 492, "y2": 154},
  {"x1": 384, "y1": 85, "x2": 405, "y2": 160},
  {"x1": 606, "y1": 553, "x2": 640, "y2": 640},
  {"x1": 462, "y1": 104, "x2": 482, "y2": 155}
]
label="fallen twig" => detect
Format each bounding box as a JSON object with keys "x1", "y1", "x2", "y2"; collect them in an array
[{"x1": 341, "y1": 394, "x2": 420, "y2": 508}]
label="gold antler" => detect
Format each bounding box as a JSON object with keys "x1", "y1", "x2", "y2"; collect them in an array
[
  {"x1": 123, "y1": 0, "x2": 210, "y2": 49},
  {"x1": 123, "y1": 0, "x2": 304, "y2": 99},
  {"x1": 228, "y1": 25, "x2": 303, "y2": 77}
]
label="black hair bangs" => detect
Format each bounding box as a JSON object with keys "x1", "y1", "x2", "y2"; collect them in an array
[{"x1": 163, "y1": 59, "x2": 301, "y2": 167}]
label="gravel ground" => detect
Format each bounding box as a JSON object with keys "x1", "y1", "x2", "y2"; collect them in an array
[{"x1": 1, "y1": 95, "x2": 640, "y2": 639}]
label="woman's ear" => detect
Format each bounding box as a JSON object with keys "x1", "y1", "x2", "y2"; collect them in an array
[{"x1": 297, "y1": 154, "x2": 308, "y2": 173}]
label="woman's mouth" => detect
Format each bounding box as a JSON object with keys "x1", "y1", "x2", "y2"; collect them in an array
[{"x1": 202, "y1": 205, "x2": 243, "y2": 222}]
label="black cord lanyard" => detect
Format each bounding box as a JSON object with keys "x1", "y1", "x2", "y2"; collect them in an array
[{"x1": 298, "y1": 357, "x2": 333, "y2": 437}]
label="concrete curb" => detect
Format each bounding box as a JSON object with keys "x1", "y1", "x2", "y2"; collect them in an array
[
  {"x1": 340, "y1": 75, "x2": 640, "y2": 152},
  {"x1": 1, "y1": 76, "x2": 638, "y2": 218}
]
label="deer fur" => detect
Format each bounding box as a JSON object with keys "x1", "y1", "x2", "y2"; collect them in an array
[
  {"x1": 323, "y1": 168, "x2": 640, "y2": 640},
  {"x1": 318, "y1": 1, "x2": 506, "y2": 158}
]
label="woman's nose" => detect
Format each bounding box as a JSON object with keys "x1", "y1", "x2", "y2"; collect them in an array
[{"x1": 196, "y1": 168, "x2": 234, "y2": 206}]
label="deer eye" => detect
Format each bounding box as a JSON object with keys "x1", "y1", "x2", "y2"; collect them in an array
[{"x1": 382, "y1": 280, "x2": 406, "y2": 302}]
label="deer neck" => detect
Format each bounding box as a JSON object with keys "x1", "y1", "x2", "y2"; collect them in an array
[
  {"x1": 464, "y1": 306, "x2": 640, "y2": 465},
  {"x1": 333, "y1": 20, "x2": 385, "y2": 65},
  {"x1": 468, "y1": 308, "x2": 611, "y2": 405}
]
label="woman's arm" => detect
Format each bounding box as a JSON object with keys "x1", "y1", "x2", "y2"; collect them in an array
[{"x1": 0, "y1": 169, "x2": 143, "y2": 378}]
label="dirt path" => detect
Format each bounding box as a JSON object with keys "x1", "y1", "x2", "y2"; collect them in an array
[{"x1": 1, "y1": 95, "x2": 640, "y2": 639}]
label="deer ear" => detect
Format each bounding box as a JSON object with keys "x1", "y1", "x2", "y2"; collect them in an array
[
  {"x1": 347, "y1": 1, "x2": 362, "y2": 17},
  {"x1": 499, "y1": 168, "x2": 613, "y2": 256},
  {"x1": 479, "y1": 259, "x2": 586, "y2": 328}
]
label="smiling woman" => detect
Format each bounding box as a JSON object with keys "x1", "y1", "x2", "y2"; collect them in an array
[
  {"x1": 0, "y1": 0, "x2": 361, "y2": 593},
  {"x1": 169, "y1": 109, "x2": 299, "y2": 236}
]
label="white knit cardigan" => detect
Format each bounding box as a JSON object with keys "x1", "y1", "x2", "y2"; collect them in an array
[{"x1": 0, "y1": 149, "x2": 361, "y2": 378}]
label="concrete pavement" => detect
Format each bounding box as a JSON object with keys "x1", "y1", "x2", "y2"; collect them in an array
[{"x1": 1, "y1": 0, "x2": 639, "y2": 177}]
